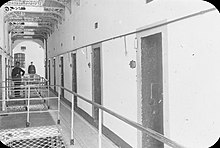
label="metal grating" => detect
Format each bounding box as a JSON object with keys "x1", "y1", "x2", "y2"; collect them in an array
[
  {"x1": 6, "y1": 103, "x2": 48, "y2": 112},
  {"x1": 0, "y1": 125, "x2": 66, "y2": 148},
  {"x1": 6, "y1": 136, "x2": 65, "y2": 148}
]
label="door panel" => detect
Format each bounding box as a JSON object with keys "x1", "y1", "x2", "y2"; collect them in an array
[
  {"x1": 141, "y1": 33, "x2": 164, "y2": 148},
  {"x1": 0, "y1": 55, "x2": 2, "y2": 110},
  {"x1": 60, "y1": 57, "x2": 64, "y2": 98},
  {"x1": 72, "y1": 53, "x2": 77, "y2": 106},
  {"x1": 48, "y1": 60, "x2": 51, "y2": 85},
  {"x1": 53, "y1": 59, "x2": 56, "y2": 92},
  {"x1": 92, "y1": 46, "x2": 101, "y2": 122}
]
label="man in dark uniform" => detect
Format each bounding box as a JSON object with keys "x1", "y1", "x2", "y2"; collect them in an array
[
  {"x1": 28, "y1": 62, "x2": 36, "y2": 81},
  {"x1": 12, "y1": 61, "x2": 25, "y2": 97},
  {"x1": 28, "y1": 61, "x2": 36, "y2": 75}
]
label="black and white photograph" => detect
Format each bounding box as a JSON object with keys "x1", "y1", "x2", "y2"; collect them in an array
[{"x1": 0, "y1": 0, "x2": 219, "y2": 148}]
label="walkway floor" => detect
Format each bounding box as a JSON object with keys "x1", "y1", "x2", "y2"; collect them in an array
[{"x1": 0, "y1": 89, "x2": 118, "y2": 148}]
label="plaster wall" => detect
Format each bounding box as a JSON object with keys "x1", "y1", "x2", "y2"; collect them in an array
[
  {"x1": 166, "y1": 10, "x2": 220, "y2": 148},
  {"x1": 47, "y1": 0, "x2": 219, "y2": 147},
  {"x1": 76, "y1": 47, "x2": 93, "y2": 116},
  {"x1": 102, "y1": 34, "x2": 138, "y2": 147},
  {"x1": 63, "y1": 53, "x2": 73, "y2": 101},
  {"x1": 0, "y1": 7, "x2": 4, "y2": 49}
]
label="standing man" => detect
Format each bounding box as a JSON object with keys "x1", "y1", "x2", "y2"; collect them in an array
[
  {"x1": 28, "y1": 61, "x2": 36, "y2": 81},
  {"x1": 28, "y1": 61, "x2": 36, "y2": 75},
  {"x1": 12, "y1": 61, "x2": 25, "y2": 97}
]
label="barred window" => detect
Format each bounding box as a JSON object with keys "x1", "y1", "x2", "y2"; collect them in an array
[{"x1": 14, "y1": 53, "x2": 25, "y2": 68}]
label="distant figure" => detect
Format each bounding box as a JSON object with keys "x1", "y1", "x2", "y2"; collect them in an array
[
  {"x1": 12, "y1": 61, "x2": 25, "y2": 97},
  {"x1": 28, "y1": 62, "x2": 36, "y2": 75}
]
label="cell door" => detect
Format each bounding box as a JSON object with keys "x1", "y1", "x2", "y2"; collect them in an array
[
  {"x1": 48, "y1": 60, "x2": 51, "y2": 85},
  {"x1": 60, "y1": 57, "x2": 64, "y2": 98},
  {"x1": 92, "y1": 45, "x2": 102, "y2": 122},
  {"x1": 5, "y1": 58, "x2": 7, "y2": 97},
  {"x1": 53, "y1": 59, "x2": 56, "y2": 92},
  {"x1": 141, "y1": 33, "x2": 164, "y2": 148},
  {"x1": 5, "y1": 58, "x2": 7, "y2": 81},
  {"x1": 0, "y1": 55, "x2": 2, "y2": 109},
  {"x1": 71, "y1": 53, "x2": 77, "y2": 106}
]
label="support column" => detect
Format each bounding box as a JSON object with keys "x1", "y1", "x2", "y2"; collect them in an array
[
  {"x1": 44, "y1": 39, "x2": 48, "y2": 80},
  {"x1": 1, "y1": 20, "x2": 7, "y2": 111}
]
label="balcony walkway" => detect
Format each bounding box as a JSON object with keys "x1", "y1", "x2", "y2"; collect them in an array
[{"x1": 0, "y1": 89, "x2": 118, "y2": 148}]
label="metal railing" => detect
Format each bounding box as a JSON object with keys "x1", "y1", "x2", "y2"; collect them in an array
[
  {"x1": 0, "y1": 75, "x2": 59, "y2": 127},
  {"x1": 0, "y1": 75, "x2": 186, "y2": 148},
  {"x1": 56, "y1": 85, "x2": 186, "y2": 148}
]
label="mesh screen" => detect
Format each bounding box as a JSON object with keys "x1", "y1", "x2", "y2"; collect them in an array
[{"x1": 0, "y1": 126, "x2": 66, "y2": 148}]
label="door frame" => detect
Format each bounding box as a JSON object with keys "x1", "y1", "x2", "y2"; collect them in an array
[
  {"x1": 53, "y1": 58, "x2": 56, "y2": 92},
  {"x1": 91, "y1": 43, "x2": 103, "y2": 122},
  {"x1": 48, "y1": 59, "x2": 51, "y2": 85},
  {"x1": 136, "y1": 20, "x2": 169, "y2": 148},
  {"x1": 71, "y1": 52, "x2": 77, "y2": 106},
  {"x1": 60, "y1": 56, "x2": 64, "y2": 98}
]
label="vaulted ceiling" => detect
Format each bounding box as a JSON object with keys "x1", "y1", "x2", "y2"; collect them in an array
[{"x1": 2, "y1": 0, "x2": 72, "y2": 42}]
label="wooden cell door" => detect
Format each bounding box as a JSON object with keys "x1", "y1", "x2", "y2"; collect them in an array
[
  {"x1": 48, "y1": 59, "x2": 51, "y2": 85},
  {"x1": 53, "y1": 59, "x2": 56, "y2": 92},
  {"x1": 60, "y1": 57, "x2": 64, "y2": 98},
  {"x1": 92, "y1": 45, "x2": 102, "y2": 122},
  {"x1": 71, "y1": 53, "x2": 77, "y2": 106},
  {"x1": 141, "y1": 33, "x2": 164, "y2": 148}
]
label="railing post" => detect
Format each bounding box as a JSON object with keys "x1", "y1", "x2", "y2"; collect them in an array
[
  {"x1": 5, "y1": 81, "x2": 8, "y2": 108},
  {"x1": 70, "y1": 94, "x2": 75, "y2": 145},
  {"x1": 37, "y1": 76, "x2": 40, "y2": 96},
  {"x1": 47, "y1": 79, "x2": 50, "y2": 107},
  {"x1": 98, "y1": 108, "x2": 103, "y2": 148},
  {"x1": 40, "y1": 77, "x2": 43, "y2": 97},
  {"x1": 2, "y1": 82, "x2": 6, "y2": 111},
  {"x1": 25, "y1": 81, "x2": 27, "y2": 102},
  {"x1": 57, "y1": 87, "x2": 61, "y2": 124},
  {"x1": 26, "y1": 85, "x2": 30, "y2": 127}
]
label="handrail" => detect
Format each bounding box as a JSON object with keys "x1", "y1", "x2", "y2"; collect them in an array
[
  {"x1": 0, "y1": 81, "x2": 59, "y2": 127},
  {"x1": 55, "y1": 85, "x2": 185, "y2": 148},
  {"x1": 0, "y1": 79, "x2": 185, "y2": 147}
]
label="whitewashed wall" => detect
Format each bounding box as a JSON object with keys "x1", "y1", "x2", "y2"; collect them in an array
[
  {"x1": 167, "y1": 10, "x2": 220, "y2": 148},
  {"x1": 0, "y1": 7, "x2": 4, "y2": 49},
  {"x1": 63, "y1": 53, "x2": 73, "y2": 101},
  {"x1": 47, "y1": 0, "x2": 219, "y2": 147},
  {"x1": 76, "y1": 47, "x2": 93, "y2": 116},
  {"x1": 102, "y1": 34, "x2": 138, "y2": 147}
]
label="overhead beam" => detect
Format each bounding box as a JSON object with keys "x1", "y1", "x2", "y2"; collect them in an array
[
  {"x1": 45, "y1": 0, "x2": 71, "y2": 13},
  {"x1": 4, "y1": 0, "x2": 45, "y2": 7},
  {"x1": 12, "y1": 32, "x2": 47, "y2": 39},
  {"x1": 3, "y1": 6, "x2": 64, "y2": 22},
  {"x1": 9, "y1": 25, "x2": 53, "y2": 35},
  {"x1": 4, "y1": 0, "x2": 72, "y2": 13},
  {"x1": 11, "y1": 34, "x2": 46, "y2": 42},
  {"x1": 6, "y1": 17, "x2": 58, "y2": 26},
  {"x1": 11, "y1": 28, "x2": 51, "y2": 35}
]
